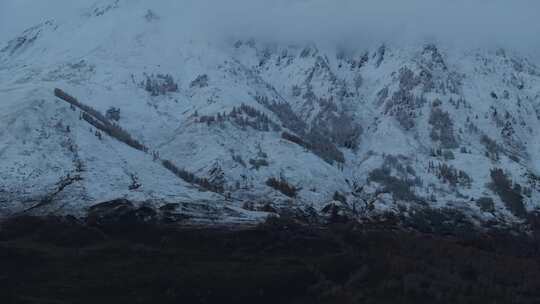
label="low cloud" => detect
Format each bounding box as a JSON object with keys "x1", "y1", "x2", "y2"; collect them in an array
[
  {"x1": 2, "y1": 0, "x2": 540, "y2": 54},
  {"x1": 181, "y1": 0, "x2": 540, "y2": 52}
]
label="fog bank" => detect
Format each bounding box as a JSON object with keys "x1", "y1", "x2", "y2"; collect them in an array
[{"x1": 2, "y1": 0, "x2": 540, "y2": 55}]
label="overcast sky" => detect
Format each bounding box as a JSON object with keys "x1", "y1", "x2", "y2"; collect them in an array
[{"x1": 1, "y1": 0, "x2": 540, "y2": 54}]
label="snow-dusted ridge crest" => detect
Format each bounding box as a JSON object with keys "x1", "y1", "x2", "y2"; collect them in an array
[{"x1": 1, "y1": 1, "x2": 540, "y2": 226}]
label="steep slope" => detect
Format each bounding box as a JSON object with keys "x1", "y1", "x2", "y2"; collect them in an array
[{"x1": 1, "y1": 0, "x2": 540, "y2": 226}]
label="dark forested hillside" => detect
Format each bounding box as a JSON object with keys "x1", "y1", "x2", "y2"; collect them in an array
[{"x1": 2, "y1": 214, "x2": 540, "y2": 304}]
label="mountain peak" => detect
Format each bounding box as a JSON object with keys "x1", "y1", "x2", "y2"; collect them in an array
[{"x1": 1, "y1": 2, "x2": 540, "y2": 228}]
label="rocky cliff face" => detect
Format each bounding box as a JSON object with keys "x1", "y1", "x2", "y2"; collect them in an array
[{"x1": 1, "y1": 0, "x2": 540, "y2": 226}]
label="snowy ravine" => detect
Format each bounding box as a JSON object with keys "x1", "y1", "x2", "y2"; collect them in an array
[{"x1": 1, "y1": 0, "x2": 540, "y2": 226}]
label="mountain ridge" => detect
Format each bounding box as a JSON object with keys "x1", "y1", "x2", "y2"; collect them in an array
[{"x1": 1, "y1": 0, "x2": 540, "y2": 227}]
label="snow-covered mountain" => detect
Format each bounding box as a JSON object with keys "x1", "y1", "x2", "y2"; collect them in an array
[{"x1": 2, "y1": 0, "x2": 540, "y2": 226}]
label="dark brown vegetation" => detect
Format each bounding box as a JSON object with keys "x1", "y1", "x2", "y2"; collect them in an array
[
  {"x1": 266, "y1": 177, "x2": 300, "y2": 197},
  {"x1": 55, "y1": 88, "x2": 148, "y2": 152},
  {"x1": 489, "y1": 168, "x2": 526, "y2": 218},
  {"x1": 161, "y1": 160, "x2": 224, "y2": 193},
  {"x1": 197, "y1": 103, "x2": 282, "y2": 132},
  {"x1": 143, "y1": 73, "x2": 178, "y2": 96},
  {"x1": 429, "y1": 107, "x2": 459, "y2": 149},
  {"x1": 256, "y1": 96, "x2": 347, "y2": 165},
  {"x1": 2, "y1": 211, "x2": 540, "y2": 304}
]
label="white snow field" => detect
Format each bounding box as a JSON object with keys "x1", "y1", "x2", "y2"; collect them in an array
[{"x1": 1, "y1": 0, "x2": 540, "y2": 225}]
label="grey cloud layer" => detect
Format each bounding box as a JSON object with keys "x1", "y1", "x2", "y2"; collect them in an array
[
  {"x1": 188, "y1": 0, "x2": 540, "y2": 51},
  {"x1": 1, "y1": 0, "x2": 540, "y2": 52}
]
